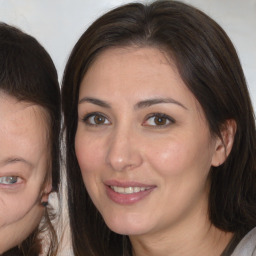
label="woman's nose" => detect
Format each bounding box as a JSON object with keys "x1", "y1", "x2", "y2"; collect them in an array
[{"x1": 105, "y1": 128, "x2": 143, "y2": 172}]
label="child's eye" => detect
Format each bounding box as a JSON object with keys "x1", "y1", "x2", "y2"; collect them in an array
[
  {"x1": 82, "y1": 112, "x2": 111, "y2": 126},
  {"x1": 143, "y1": 113, "x2": 175, "y2": 127},
  {"x1": 0, "y1": 176, "x2": 19, "y2": 185}
]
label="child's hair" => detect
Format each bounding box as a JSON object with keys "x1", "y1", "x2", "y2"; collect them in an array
[{"x1": 0, "y1": 22, "x2": 61, "y2": 255}]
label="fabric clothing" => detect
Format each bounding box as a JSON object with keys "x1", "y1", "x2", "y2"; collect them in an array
[
  {"x1": 221, "y1": 232, "x2": 245, "y2": 256},
  {"x1": 231, "y1": 227, "x2": 256, "y2": 256}
]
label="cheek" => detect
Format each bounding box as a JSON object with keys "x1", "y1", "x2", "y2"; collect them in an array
[
  {"x1": 75, "y1": 133, "x2": 107, "y2": 204},
  {"x1": 145, "y1": 134, "x2": 214, "y2": 177},
  {"x1": 75, "y1": 132, "x2": 105, "y2": 173},
  {"x1": 0, "y1": 187, "x2": 41, "y2": 228},
  {"x1": 75, "y1": 134, "x2": 102, "y2": 188},
  {"x1": 145, "y1": 138, "x2": 190, "y2": 174},
  {"x1": 0, "y1": 198, "x2": 43, "y2": 254}
]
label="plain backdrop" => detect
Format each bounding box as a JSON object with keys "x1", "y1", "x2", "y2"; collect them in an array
[{"x1": 0, "y1": 0, "x2": 255, "y2": 110}]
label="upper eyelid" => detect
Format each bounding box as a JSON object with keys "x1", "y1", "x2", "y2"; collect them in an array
[
  {"x1": 145, "y1": 113, "x2": 175, "y2": 122},
  {"x1": 82, "y1": 112, "x2": 110, "y2": 120},
  {"x1": 0, "y1": 170, "x2": 26, "y2": 178}
]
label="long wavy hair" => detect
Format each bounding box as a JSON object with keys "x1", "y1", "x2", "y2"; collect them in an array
[
  {"x1": 61, "y1": 1, "x2": 256, "y2": 255},
  {"x1": 0, "y1": 22, "x2": 61, "y2": 255}
]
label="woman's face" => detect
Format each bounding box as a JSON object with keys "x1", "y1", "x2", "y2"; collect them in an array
[
  {"x1": 0, "y1": 92, "x2": 50, "y2": 253},
  {"x1": 75, "y1": 47, "x2": 222, "y2": 237}
]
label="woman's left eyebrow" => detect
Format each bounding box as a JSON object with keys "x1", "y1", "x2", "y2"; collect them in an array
[{"x1": 135, "y1": 98, "x2": 188, "y2": 110}]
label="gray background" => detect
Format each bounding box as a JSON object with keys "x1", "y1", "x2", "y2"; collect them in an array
[{"x1": 0, "y1": 0, "x2": 255, "y2": 108}]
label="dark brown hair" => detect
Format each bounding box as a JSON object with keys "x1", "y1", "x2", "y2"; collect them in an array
[
  {"x1": 0, "y1": 23, "x2": 61, "y2": 255},
  {"x1": 61, "y1": 1, "x2": 256, "y2": 255}
]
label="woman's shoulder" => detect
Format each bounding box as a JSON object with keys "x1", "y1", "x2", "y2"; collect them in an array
[{"x1": 232, "y1": 227, "x2": 256, "y2": 256}]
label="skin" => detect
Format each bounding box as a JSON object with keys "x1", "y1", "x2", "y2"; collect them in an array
[
  {"x1": 0, "y1": 92, "x2": 51, "y2": 253},
  {"x1": 75, "y1": 47, "x2": 234, "y2": 256}
]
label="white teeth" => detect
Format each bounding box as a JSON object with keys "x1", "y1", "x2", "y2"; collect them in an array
[
  {"x1": 124, "y1": 187, "x2": 133, "y2": 194},
  {"x1": 133, "y1": 187, "x2": 140, "y2": 193},
  {"x1": 110, "y1": 186, "x2": 150, "y2": 194}
]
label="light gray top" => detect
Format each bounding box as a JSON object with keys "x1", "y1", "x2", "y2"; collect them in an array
[{"x1": 232, "y1": 227, "x2": 256, "y2": 256}]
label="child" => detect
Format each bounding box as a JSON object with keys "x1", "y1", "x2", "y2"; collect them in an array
[{"x1": 0, "y1": 23, "x2": 61, "y2": 255}]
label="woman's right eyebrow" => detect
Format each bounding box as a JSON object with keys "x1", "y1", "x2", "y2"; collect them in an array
[{"x1": 78, "y1": 97, "x2": 111, "y2": 108}]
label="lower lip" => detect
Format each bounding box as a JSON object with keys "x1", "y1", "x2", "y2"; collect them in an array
[{"x1": 105, "y1": 186, "x2": 155, "y2": 205}]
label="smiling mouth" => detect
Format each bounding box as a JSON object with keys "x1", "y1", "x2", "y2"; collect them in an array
[{"x1": 110, "y1": 186, "x2": 151, "y2": 194}]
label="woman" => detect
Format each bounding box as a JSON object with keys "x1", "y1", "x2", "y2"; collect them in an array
[
  {"x1": 0, "y1": 23, "x2": 61, "y2": 255},
  {"x1": 61, "y1": 1, "x2": 256, "y2": 255}
]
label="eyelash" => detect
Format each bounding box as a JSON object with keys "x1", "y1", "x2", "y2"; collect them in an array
[{"x1": 82, "y1": 112, "x2": 175, "y2": 128}]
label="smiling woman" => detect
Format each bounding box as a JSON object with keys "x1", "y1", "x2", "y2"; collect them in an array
[
  {"x1": 0, "y1": 23, "x2": 60, "y2": 255},
  {"x1": 61, "y1": 1, "x2": 256, "y2": 256}
]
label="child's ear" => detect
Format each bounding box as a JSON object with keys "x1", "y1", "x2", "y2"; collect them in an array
[
  {"x1": 211, "y1": 119, "x2": 237, "y2": 167},
  {"x1": 40, "y1": 178, "x2": 52, "y2": 204}
]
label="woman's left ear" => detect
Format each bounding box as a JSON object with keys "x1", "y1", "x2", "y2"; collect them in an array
[{"x1": 211, "y1": 119, "x2": 237, "y2": 167}]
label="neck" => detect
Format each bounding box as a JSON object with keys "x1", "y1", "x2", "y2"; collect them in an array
[
  {"x1": 129, "y1": 200, "x2": 233, "y2": 256},
  {"x1": 131, "y1": 227, "x2": 232, "y2": 256}
]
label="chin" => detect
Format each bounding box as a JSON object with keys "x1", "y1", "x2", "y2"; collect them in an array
[
  {"x1": 109, "y1": 225, "x2": 147, "y2": 236},
  {"x1": 103, "y1": 214, "x2": 150, "y2": 236}
]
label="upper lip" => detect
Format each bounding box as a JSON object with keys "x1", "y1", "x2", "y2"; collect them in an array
[{"x1": 104, "y1": 180, "x2": 156, "y2": 188}]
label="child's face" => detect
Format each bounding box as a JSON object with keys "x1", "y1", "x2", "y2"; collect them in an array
[{"x1": 0, "y1": 92, "x2": 51, "y2": 253}]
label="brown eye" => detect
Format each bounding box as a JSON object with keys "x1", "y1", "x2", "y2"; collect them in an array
[
  {"x1": 94, "y1": 115, "x2": 106, "y2": 124},
  {"x1": 83, "y1": 113, "x2": 110, "y2": 126},
  {"x1": 154, "y1": 116, "x2": 168, "y2": 125},
  {"x1": 143, "y1": 113, "x2": 174, "y2": 127}
]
